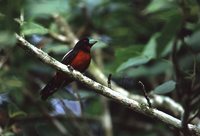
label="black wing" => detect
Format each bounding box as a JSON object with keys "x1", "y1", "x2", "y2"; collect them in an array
[
  {"x1": 40, "y1": 49, "x2": 78, "y2": 100},
  {"x1": 61, "y1": 49, "x2": 78, "y2": 65}
]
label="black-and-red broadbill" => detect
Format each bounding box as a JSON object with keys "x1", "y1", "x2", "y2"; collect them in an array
[{"x1": 40, "y1": 38, "x2": 97, "y2": 100}]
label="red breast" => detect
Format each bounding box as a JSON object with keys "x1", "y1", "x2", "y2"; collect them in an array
[{"x1": 70, "y1": 50, "x2": 91, "y2": 72}]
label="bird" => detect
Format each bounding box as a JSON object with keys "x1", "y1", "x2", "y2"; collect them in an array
[{"x1": 40, "y1": 38, "x2": 97, "y2": 100}]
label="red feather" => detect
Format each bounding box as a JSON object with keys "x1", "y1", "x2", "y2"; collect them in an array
[{"x1": 40, "y1": 38, "x2": 96, "y2": 100}]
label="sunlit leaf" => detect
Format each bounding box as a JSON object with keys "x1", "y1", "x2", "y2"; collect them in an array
[
  {"x1": 21, "y1": 22, "x2": 48, "y2": 36},
  {"x1": 153, "y1": 80, "x2": 176, "y2": 94},
  {"x1": 8, "y1": 103, "x2": 27, "y2": 118},
  {"x1": 142, "y1": 33, "x2": 158, "y2": 58},
  {"x1": 144, "y1": 0, "x2": 176, "y2": 14},
  {"x1": 117, "y1": 56, "x2": 150, "y2": 72}
]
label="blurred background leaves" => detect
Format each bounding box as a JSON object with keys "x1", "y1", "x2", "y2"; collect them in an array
[{"x1": 0, "y1": 0, "x2": 200, "y2": 136}]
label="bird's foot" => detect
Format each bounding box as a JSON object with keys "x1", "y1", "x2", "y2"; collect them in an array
[{"x1": 67, "y1": 65, "x2": 74, "y2": 72}]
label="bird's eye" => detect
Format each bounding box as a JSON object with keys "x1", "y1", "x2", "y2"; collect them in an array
[{"x1": 83, "y1": 39, "x2": 88, "y2": 43}]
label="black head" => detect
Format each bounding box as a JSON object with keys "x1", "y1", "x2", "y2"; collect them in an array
[{"x1": 74, "y1": 38, "x2": 97, "y2": 52}]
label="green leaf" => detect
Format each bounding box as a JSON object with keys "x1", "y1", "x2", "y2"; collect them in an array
[
  {"x1": 186, "y1": 30, "x2": 200, "y2": 50},
  {"x1": 142, "y1": 33, "x2": 158, "y2": 58},
  {"x1": 10, "y1": 111, "x2": 27, "y2": 118},
  {"x1": 25, "y1": 0, "x2": 70, "y2": 18},
  {"x1": 117, "y1": 56, "x2": 150, "y2": 72},
  {"x1": 0, "y1": 74, "x2": 24, "y2": 93},
  {"x1": 153, "y1": 80, "x2": 176, "y2": 94},
  {"x1": 125, "y1": 59, "x2": 172, "y2": 78},
  {"x1": 21, "y1": 22, "x2": 48, "y2": 36},
  {"x1": 144, "y1": 0, "x2": 176, "y2": 14},
  {"x1": 115, "y1": 45, "x2": 144, "y2": 60},
  {"x1": 0, "y1": 32, "x2": 16, "y2": 48},
  {"x1": 2, "y1": 132, "x2": 15, "y2": 136},
  {"x1": 116, "y1": 34, "x2": 158, "y2": 72},
  {"x1": 156, "y1": 14, "x2": 182, "y2": 56},
  {"x1": 85, "y1": 98, "x2": 103, "y2": 115},
  {"x1": 44, "y1": 44, "x2": 69, "y2": 54},
  {"x1": 8, "y1": 103, "x2": 27, "y2": 118},
  {"x1": 110, "y1": 45, "x2": 143, "y2": 72}
]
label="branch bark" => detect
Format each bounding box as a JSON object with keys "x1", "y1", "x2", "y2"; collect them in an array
[
  {"x1": 16, "y1": 34, "x2": 200, "y2": 135},
  {"x1": 89, "y1": 62, "x2": 184, "y2": 117},
  {"x1": 52, "y1": 14, "x2": 184, "y2": 118}
]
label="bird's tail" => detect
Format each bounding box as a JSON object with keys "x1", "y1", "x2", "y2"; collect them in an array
[{"x1": 40, "y1": 75, "x2": 64, "y2": 100}]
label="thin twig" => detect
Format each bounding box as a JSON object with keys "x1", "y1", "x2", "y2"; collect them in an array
[
  {"x1": 21, "y1": 88, "x2": 69, "y2": 135},
  {"x1": 188, "y1": 109, "x2": 200, "y2": 124},
  {"x1": 108, "y1": 74, "x2": 112, "y2": 89},
  {"x1": 138, "y1": 81, "x2": 152, "y2": 108}
]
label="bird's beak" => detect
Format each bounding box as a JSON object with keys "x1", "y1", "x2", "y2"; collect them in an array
[{"x1": 89, "y1": 39, "x2": 97, "y2": 47}]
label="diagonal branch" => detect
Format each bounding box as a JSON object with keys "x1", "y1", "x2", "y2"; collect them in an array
[
  {"x1": 51, "y1": 14, "x2": 184, "y2": 117},
  {"x1": 16, "y1": 33, "x2": 200, "y2": 135},
  {"x1": 89, "y1": 62, "x2": 184, "y2": 117}
]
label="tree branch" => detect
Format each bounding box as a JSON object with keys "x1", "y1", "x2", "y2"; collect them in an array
[
  {"x1": 51, "y1": 14, "x2": 184, "y2": 118},
  {"x1": 15, "y1": 34, "x2": 200, "y2": 135},
  {"x1": 89, "y1": 62, "x2": 184, "y2": 117}
]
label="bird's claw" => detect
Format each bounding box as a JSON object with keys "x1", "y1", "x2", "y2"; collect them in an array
[{"x1": 67, "y1": 65, "x2": 74, "y2": 72}]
